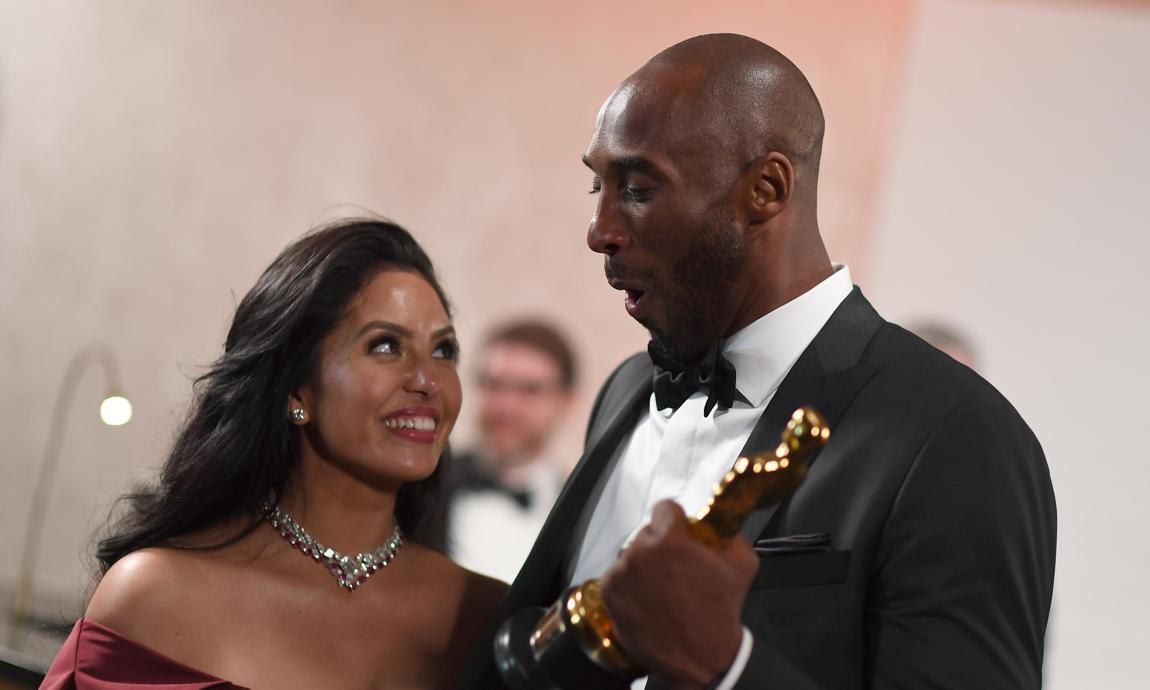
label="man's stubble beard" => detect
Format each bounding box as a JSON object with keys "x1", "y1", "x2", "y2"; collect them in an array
[{"x1": 648, "y1": 209, "x2": 745, "y2": 364}]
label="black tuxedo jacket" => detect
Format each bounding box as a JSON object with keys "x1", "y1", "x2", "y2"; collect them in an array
[{"x1": 459, "y1": 288, "x2": 1056, "y2": 689}]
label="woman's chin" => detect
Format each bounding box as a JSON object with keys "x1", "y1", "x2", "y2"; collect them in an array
[
  {"x1": 380, "y1": 452, "x2": 441, "y2": 484},
  {"x1": 322, "y1": 453, "x2": 438, "y2": 492}
]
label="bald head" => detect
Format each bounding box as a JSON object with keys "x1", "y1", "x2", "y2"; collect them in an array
[
  {"x1": 635, "y1": 33, "x2": 825, "y2": 176},
  {"x1": 584, "y1": 34, "x2": 834, "y2": 360}
]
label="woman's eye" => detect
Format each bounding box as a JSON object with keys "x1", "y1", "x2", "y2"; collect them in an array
[
  {"x1": 433, "y1": 339, "x2": 460, "y2": 362},
  {"x1": 589, "y1": 178, "x2": 602, "y2": 195},
  {"x1": 369, "y1": 337, "x2": 400, "y2": 355}
]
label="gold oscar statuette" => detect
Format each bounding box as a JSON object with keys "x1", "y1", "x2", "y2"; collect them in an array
[{"x1": 494, "y1": 406, "x2": 831, "y2": 690}]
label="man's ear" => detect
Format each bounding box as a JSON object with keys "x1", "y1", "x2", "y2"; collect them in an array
[{"x1": 745, "y1": 152, "x2": 794, "y2": 225}]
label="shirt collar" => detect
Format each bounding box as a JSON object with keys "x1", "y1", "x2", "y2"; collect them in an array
[{"x1": 723, "y1": 264, "x2": 854, "y2": 407}]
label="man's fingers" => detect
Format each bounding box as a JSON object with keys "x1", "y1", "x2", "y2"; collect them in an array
[
  {"x1": 626, "y1": 501, "x2": 689, "y2": 550},
  {"x1": 649, "y1": 499, "x2": 689, "y2": 536},
  {"x1": 725, "y1": 535, "x2": 760, "y2": 581}
]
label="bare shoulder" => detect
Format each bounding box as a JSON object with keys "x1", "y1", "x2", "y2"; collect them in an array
[
  {"x1": 85, "y1": 547, "x2": 221, "y2": 656},
  {"x1": 458, "y1": 567, "x2": 509, "y2": 624},
  {"x1": 405, "y1": 546, "x2": 508, "y2": 621},
  {"x1": 87, "y1": 548, "x2": 191, "y2": 629},
  {"x1": 398, "y1": 546, "x2": 507, "y2": 679}
]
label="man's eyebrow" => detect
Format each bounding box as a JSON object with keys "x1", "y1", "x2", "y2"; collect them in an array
[
  {"x1": 612, "y1": 157, "x2": 658, "y2": 174},
  {"x1": 581, "y1": 155, "x2": 659, "y2": 175}
]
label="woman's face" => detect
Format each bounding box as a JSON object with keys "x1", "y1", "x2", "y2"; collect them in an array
[{"x1": 294, "y1": 269, "x2": 461, "y2": 487}]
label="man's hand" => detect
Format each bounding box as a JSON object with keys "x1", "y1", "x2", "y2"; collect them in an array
[{"x1": 600, "y1": 500, "x2": 759, "y2": 690}]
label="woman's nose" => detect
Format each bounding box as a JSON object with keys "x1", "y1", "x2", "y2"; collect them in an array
[{"x1": 404, "y1": 361, "x2": 440, "y2": 397}]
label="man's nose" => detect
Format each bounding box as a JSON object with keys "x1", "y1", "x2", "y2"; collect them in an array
[{"x1": 587, "y1": 198, "x2": 629, "y2": 256}]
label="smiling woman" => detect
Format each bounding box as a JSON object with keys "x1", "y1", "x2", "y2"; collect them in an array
[{"x1": 38, "y1": 219, "x2": 507, "y2": 690}]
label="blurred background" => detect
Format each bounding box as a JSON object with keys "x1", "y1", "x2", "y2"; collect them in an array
[{"x1": 1, "y1": 0, "x2": 1147, "y2": 686}]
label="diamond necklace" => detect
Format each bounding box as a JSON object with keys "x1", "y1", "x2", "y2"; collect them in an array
[{"x1": 264, "y1": 500, "x2": 403, "y2": 592}]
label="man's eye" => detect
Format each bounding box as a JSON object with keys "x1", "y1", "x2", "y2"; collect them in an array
[
  {"x1": 369, "y1": 337, "x2": 400, "y2": 355},
  {"x1": 589, "y1": 178, "x2": 602, "y2": 194},
  {"x1": 623, "y1": 186, "x2": 652, "y2": 202},
  {"x1": 433, "y1": 339, "x2": 460, "y2": 362}
]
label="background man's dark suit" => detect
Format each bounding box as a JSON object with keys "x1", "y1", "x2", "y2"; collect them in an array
[{"x1": 462, "y1": 288, "x2": 1056, "y2": 689}]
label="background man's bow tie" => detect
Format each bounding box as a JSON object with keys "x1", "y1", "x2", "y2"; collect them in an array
[
  {"x1": 459, "y1": 472, "x2": 533, "y2": 510},
  {"x1": 650, "y1": 340, "x2": 745, "y2": 415}
]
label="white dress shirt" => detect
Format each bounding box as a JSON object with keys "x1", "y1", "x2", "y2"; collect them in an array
[
  {"x1": 569, "y1": 266, "x2": 853, "y2": 690},
  {"x1": 451, "y1": 459, "x2": 564, "y2": 582}
]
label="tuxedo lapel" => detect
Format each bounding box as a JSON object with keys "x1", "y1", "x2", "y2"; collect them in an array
[
  {"x1": 500, "y1": 355, "x2": 653, "y2": 610},
  {"x1": 455, "y1": 356, "x2": 656, "y2": 690},
  {"x1": 735, "y1": 347, "x2": 828, "y2": 543},
  {"x1": 560, "y1": 354, "x2": 654, "y2": 545},
  {"x1": 738, "y1": 288, "x2": 882, "y2": 543},
  {"x1": 555, "y1": 363, "x2": 653, "y2": 585}
]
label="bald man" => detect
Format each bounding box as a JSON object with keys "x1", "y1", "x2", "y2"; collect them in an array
[{"x1": 464, "y1": 34, "x2": 1055, "y2": 689}]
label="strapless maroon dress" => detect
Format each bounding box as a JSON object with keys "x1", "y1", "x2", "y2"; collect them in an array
[{"x1": 40, "y1": 618, "x2": 248, "y2": 689}]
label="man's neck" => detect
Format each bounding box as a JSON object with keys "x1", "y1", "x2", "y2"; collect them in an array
[{"x1": 726, "y1": 225, "x2": 833, "y2": 336}]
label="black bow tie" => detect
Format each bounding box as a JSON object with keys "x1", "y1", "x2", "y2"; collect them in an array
[
  {"x1": 460, "y1": 473, "x2": 533, "y2": 510},
  {"x1": 650, "y1": 340, "x2": 745, "y2": 415}
]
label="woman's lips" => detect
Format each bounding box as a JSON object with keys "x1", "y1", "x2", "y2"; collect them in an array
[{"x1": 383, "y1": 408, "x2": 439, "y2": 444}]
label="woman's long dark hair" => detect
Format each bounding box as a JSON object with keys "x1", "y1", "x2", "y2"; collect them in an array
[{"x1": 96, "y1": 219, "x2": 452, "y2": 572}]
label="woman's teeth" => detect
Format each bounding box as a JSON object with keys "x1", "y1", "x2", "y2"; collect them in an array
[{"x1": 384, "y1": 416, "x2": 437, "y2": 431}]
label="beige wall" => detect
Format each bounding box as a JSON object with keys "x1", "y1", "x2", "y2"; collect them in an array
[
  {"x1": 871, "y1": 1, "x2": 1150, "y2": 687},
  {"x1": 0, "y1": 0, "x2": 912, "y2": 660}
]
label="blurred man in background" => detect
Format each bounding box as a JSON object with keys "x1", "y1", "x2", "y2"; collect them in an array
[{"x1": 442, "y1": 319, "x2": 577, "y2": 581}]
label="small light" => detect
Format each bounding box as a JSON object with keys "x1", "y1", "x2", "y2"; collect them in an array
[{"x1": 99, "y1": 396, "x2": 132, "y2": 426}]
